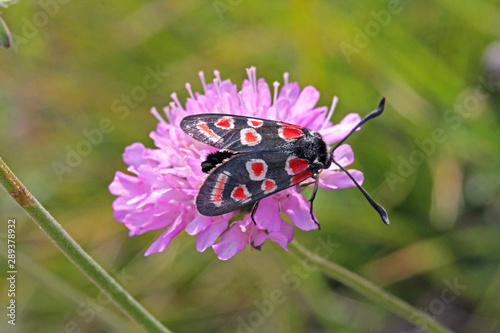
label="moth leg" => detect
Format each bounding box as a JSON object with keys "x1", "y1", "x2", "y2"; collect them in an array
[
  {"x1": 308, "y1": 175, "x2": 321, "y2": 230},
  {"x1": 251, "y1": 201, "x2": 259, "y2": 225}
]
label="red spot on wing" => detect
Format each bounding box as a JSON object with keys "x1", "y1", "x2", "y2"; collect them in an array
[
  {"x1": 231, "y1": 185, "x2": 251, "y2": 202},
  {"x1": 232, "y1": 187, "x2": 247, "y2": 200},
  {"x1": 261, "y1": 179, "x2": 277, "y2": 193},
  {"x1": 212, "y1": 174, "x2": 228, "y2": 207},
  {"x1": 278, "y1": 122, "x2": 303, "y2": 129},
  {"x1": 240, "y1": 128, "x2": 262, "y2": 146},
  {"x1": 197, "y1": 122, "x2": 221, "y2": 142},
  {"x1": 198, "y1": 123, "x2": 210, "y2": 132},
  {"x1": 278, "y1": 127, "x2": 303, "y2": 141},
  {"x1": 248, "y1": 119, "x2": 264, "y2": 128},
  {"x1": 246, "y1": 131, "x2": 258, "y2": 142},
  {"x1": 215, "y1": 117, "x2": 234, "y2": 129},
  {"x1": 246, "y1": 159, "x2": 267, "y2": 181},
  {"x1": 291, "y1": 170, "x2": 313, "y2": 185},
  {"x1": 252, "y1": 162, "x2": 264, "y2": 177},
  {"x1": 286, "y1": 157, "x2": 309, "y2": 175},
  {"x1": 284, "y1": 127, "x2": 303, "y2": 139}
]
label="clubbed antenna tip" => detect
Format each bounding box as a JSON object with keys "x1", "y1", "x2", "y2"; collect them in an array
[
  {"x1": 376, "y1": 97, "x2": 385, "y2": 115},
  {"x1": 332, "y1": 98, "x2": 386, "y2": 152},
  {"x1": 332, "y1": 160, "x2": 390, "y2": 226},
  {"x1": 361, "y1": 97, "x2": 386, "y2": 124}
]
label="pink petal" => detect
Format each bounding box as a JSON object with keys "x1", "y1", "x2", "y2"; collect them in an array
[
  {"x1": 251, "y1": 218, "x2": 294, "y2": 249},
  {"x1": 291, "y1": 86, "x2": 320, "y2": 114},
  {"x1": 332, "y1": 144, "x2": 354, "y2": 167},
  {"x1": 257, "y1": 78, "x2": 272, "y2": 111},
  {"x1": 296, "y1": 106, "x2": 328, "y2": 129},
  {"x1": 187, "y1": 156, "x2": 204, "y2": 176},
  {"x1": 122, "y1": 143, "x2": 147, "y2": 168},
  {"x1": 220, "y1": 79, "x2": 238, "y2": 97},
  {"x1": 278, "y1": 82, "x2": 300, "y2": 105},
  {"x1": 240, "y1": 80, "x2": 257, "y2": 113},
  {"x1": 136, "y1": 165, "x2": 164, "y2": 187},
  {"x1": 144, "y1": 212, "x2": 187, "y2": 255},
  {"x1": 319, "y1": 169, "x2": 364, "y2": 190},
  {"x1": 281, "y1": 189, "x2": 318, "y2": 231},
  {"x1": 279, "y1": 221, "x2": 294, "y2": 242},
  {"x1": 195, "y1": 218, "x2": 228, "y2": 252},
  {"x1": 320, "y1": 113, "x2": 361, "y2": 145},
  {"x1": 154, "y1": 188, "x2": 193, "y2": 204},
  {"x1": 254, "y1": 197, "x2": 284, "y2": 232},
  {"x1": 109, "y1": 171, "x2": 146, "y2": 196},
  {"x1": 112, "y1": 196, "x2": 138, "y2": 222},
  {"x1": 271, "y1": 99, "x2": 290, "y2": 121},
  {"x1": 249, "y1": 229, "x2": 269, "y2": 247},
  {"x1": 185, "y1": 214, "x2": 213, "y2": 235},
  {"x1": 185, "y1": 98, "x2": 206, "y2": 115},
  {"x1": 267, "y1": 232, "x2": 290, "y2": 250},
  {"x1": 143, "y1": 148, "x2": 168, "y2": 166},
  {"x1": 150, "y1": 123, "x2": 173, "y2": 150},
  {"x1": 124, "y1": 207, "x2": 179, "y2": 231},
  {"x1": 212, "y1": 222, "x2": 248, "y2": 260}
]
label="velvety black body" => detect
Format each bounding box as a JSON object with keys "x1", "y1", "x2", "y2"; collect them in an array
[
  {"x1": 201, "y1": 150, "x2": 237, "y2": 173},
  {"x1": 180, "y1": 114, "x2": 331, "y2": 216}
]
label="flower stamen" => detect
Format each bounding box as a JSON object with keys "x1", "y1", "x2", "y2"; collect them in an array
[
  {"x1": 150, "y1": 107, "x2": 167, "y2": 124},
  {"x1": 162, "y1": 106, "x2": 172, "y2": 123},
  {"x1": 198, "y1": 71, "x2": 207, "y2": 93},
  {"x1": 283, "y1": 72, "x2": 289, "y2": 86},
  {"x1": 273, "y1": 81, "x2": 280, "y2": 106},
  {"x1": 170, "y1": 92, "x2": 183, "y2": 110},
  {"x1": 185, "y1": 83, "x2": 195, "y2": 100},
  {"x1": 322, "y1": 96, "x2": 338, "y2": 129},
  {"x1": 246, "y1": 66, "x2": 257, "y2": 94},
  {"x1": 213, "y1": 69, "x2": 222, "y2": 85}
]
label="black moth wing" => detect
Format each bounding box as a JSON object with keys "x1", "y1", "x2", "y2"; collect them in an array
[
  {"x1": 196, "y1": 150, "x2": 317, "y2": 216},
  {"x1": 180, "y1": 114, "x2": 310, "y2": 152}
]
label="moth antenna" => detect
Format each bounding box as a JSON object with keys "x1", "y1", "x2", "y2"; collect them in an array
[
  {"x1": 331, "y1": 98, "x2": 390, "y2": 225},
  {"x1": 331, "y1": 160, "x2": 389, "y2": 225},
  {"x1": 332, "y1": 98, "x2": 385, "y2": 152}
]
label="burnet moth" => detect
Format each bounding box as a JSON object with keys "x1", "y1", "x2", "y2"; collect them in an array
[{"x1": 180, "y1": 98, "x2": 389, "y2": 227}]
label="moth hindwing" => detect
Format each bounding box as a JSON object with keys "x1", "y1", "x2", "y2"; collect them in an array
[{"x1": 180, "y1": 114, "x2": 332, "y2": 216}]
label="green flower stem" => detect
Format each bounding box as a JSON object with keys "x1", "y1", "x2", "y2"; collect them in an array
[
  {"x1": 1, "y1": 16, "x2": 13, "y2": 48},
  {"x1": 288, "y1": 240, "x2": 453, "y2": 333},
  {"x1": 0, "y1": 248, "x2": 132, "y2": 332},
  {"x1": 0, "y1": 157, "x2": 172, "y2": 333}
]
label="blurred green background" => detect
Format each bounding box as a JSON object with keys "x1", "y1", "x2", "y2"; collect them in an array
[{"x1": 1, "y1": 1, "x2": 500, "y2": 332}]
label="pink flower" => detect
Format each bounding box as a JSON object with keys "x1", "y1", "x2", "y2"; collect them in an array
[{"x1": 109, "y1": 67, "x2": 364, "y2": 260}]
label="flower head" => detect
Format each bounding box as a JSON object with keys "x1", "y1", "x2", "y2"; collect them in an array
[{"x1": 109, "y1": 67, "x2": 364, "y2": 260}]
